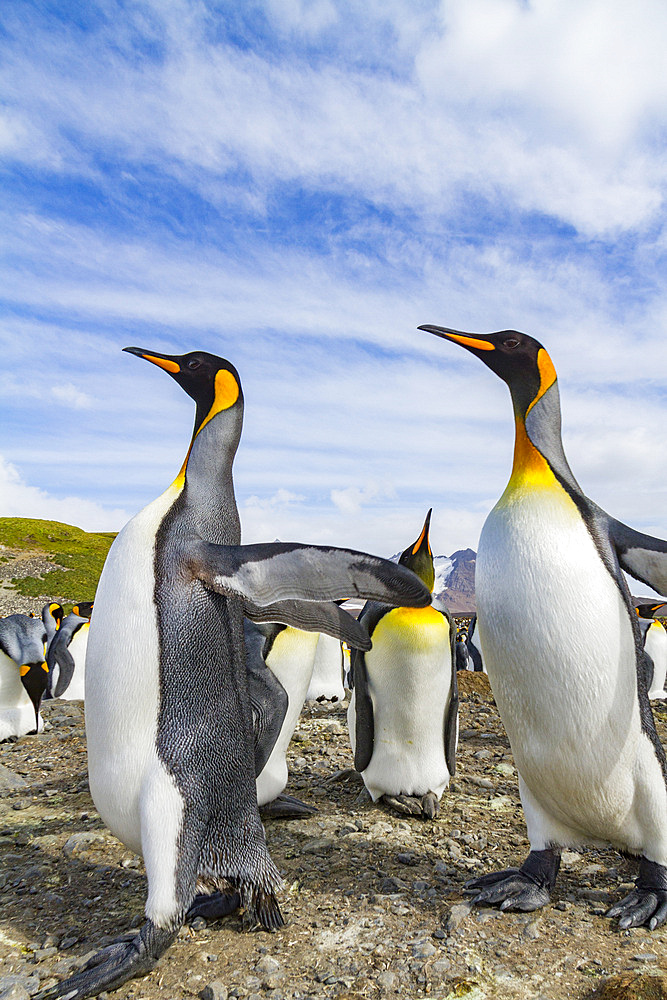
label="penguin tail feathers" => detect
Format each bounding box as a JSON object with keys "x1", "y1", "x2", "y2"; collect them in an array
[{"x1": 242, "y1": 883, "x2": 285, "y2": 931}]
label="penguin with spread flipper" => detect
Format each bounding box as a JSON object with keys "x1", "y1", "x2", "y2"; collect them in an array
[
  {"x1": 348, "y1": 509, "x2": 458, "y2": 819},
  {"x1": 420, "y1": 323, "x2": 667, "y2": 929},
  {"x1": 37, "y1": 347, "x2": 429, "y2": 1000}
]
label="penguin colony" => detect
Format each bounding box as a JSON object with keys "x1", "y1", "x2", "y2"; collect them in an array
[{"x1": 0, "y1": 328, "x2": 660, "y2": 1000}]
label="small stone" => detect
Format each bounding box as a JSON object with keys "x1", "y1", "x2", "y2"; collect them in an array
[
  {"x1": 190, "y1": 917, "x2": 207, "y2": 931},
  {"x1": 62, "y1": 832, "x2": 106, "y2": 857},
  {"x1": 58, "y1": 937, "x2": 78, "y2": 950},
  {"x1": 376, "y1": 971, "x2": 397, "y2": 989},
  {"x1": 254, "y1": 956, "x2": 281, "y2": 978},
  {"x1": 432, "y1": 958, "x2": 451, "y2": 974},
  {"x1": 523, "y1": 919, "x2": 541, "y2": 939},
  {"x1": 396, "y1": 852, "x2": 415, "y2": 865},
  {"x1": 32, "y1": 948, "x2": 57, "y2": 962},
  {"x1": 199, "y1": 982, "x2": 229, "y2": 1000},
  {"x1": 379, "y1": 876, "x2": 406, "y2": 893},
  {"x1": 0, "y1": 765, "x2": 28, "y2": 794},
  {"x1": 12, "y1": 799, "x2": 30, "y2": 811},
  {"x1": 411, "y1": 940, "x2": 436, "y2": 958},
  {"x1": 446, "y1": 901, "x2": 473, "y2": 932},
  {"x1": 633, "y1": 954, "x2": 658, "y2": 963},
  {"x1": 474, "y1": 749, "x2": 492, "y2": 760},
  {"x1": 434, "y1": 861, "x2": 449, "y2": 876},
  {"x1": 560, "y1": 850, "x2": 582, "y2": 867}
]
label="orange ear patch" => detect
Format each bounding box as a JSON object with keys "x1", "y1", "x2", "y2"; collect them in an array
[
  {"x1": 526, "y1": 348, "x2": 557, "y2": 416},
  {"x1": 197, "y1": 369, "x2": 240, "y2": 435}
]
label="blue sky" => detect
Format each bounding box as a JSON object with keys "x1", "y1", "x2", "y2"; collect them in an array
[{"x1": 1, "y1": 0, "x2": 666, "y2": 563}]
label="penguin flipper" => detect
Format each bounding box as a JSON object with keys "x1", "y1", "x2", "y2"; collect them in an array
[
  {"x1": 443, "y1": 608, "x2": 459, "y2": 777},
  {"x1": 243, "y1": 597, "x2": 371, "y2": 650},
  {"x1": 190, "y1": 539, "x2": 431, "y2": 608},
  {"x1": 610, "y1": 518, "x2": 667, "y2": 596},
  {"x1": 352, "y1": 649, "x2": 374, "y2": 772},
  {"x1": 47, "y1": 637, "x2": 75, "y2": 698},
  {"x1": 244, "y1": 620, "x2": 289, "y2": 776}
]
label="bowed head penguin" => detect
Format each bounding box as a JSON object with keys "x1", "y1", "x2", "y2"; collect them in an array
[{"x1": 419, "y1": 323, "x2": 667, "y2": 929}]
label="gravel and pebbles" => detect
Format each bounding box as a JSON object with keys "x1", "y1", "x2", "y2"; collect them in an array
[{"x1": 1, "y1": 663, "x2": 667, "y2": 999}]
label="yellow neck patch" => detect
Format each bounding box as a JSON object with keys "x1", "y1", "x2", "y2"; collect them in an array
[
  {"x1": 382, "y1": 605, "x2": 447, "y2": 629},
  {"x1": 504, "y1": 418, "x2": 555, "y2": 493},
  {"x1": 171, "y1": 369, "x2": 240, "y2": 490}
]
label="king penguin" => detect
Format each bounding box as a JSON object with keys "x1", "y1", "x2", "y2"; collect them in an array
[
  {"x1": 419, "y1": 323, "x2": 667, "y2": 929},
  {"x1": 466, "y1": 614, "x2": 484, "y2": 672},
  {"x1": 39, "y1": 347, "x2": 430, "y2": 1000},
  {"x1": 0, "y1": 614, "x2": 49, "y2": 740},
  {"x1": 347, "y1": 510, "x2": 458, "y2": 819},
  {"x1": 306, "y1": 632, "x2": 345, "y2": 702},
  {"x1": 47, "y1": 602, "x2": 93, "y2": 700},
  {"x1": 641, "y1": 619, "x2": 667, "y2": 700},
  {"x1": 246, "y1": 619, "x2": 320, "y2": 817}
]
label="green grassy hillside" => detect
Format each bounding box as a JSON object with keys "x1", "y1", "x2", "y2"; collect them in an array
[{"x1": 0, "y1": 517, "x2": 116, "y2": 604}]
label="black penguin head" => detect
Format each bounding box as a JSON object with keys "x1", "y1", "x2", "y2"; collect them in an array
[
  {"x1": 19, "y1": 660, "x2": 49, "y2": 731},
  {"x1": 398, "y1": 509, "x2": 435, "y2": 592},
  {"x1": 72, "y1": 602, "x2": 94, "y2": 619},
  {"x1": 123, "y1": 347, "x2": 243, "y2": 437},
  {"x1": 418, "y1": 326, "x2": 557, "y2": 420}
]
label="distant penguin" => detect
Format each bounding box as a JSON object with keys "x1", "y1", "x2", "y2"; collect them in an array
[
  {"x1": 466, "y1": 614, "x2": 484, "y2": 672},
  {"x1": 245, "y1": 620, "x2": 319, "y2": 817},
  {"x1": 42, "y1": 603, "x2": 64, "y2": 646},
  {"x1": 348, "y1": 510, "x2": 458, "y2": 819},
  {"x1": 306, "y1": 632, "x2": 345, "y2": 702},
  {"x1": 455, "y1": 631, "x2": 470, "y2": 671},
  {"x1": 636, "y1": 602, "x2": 667, "y2": 620},
  {"x1": 42, "y1": 346, "x2": 430, "y2": 1000},
  {"x1": 47, "y1": 602, "x2": 93, "y2": 700},
  {"x1": 641, "y1": 619, "x2": 667, "y2": 700},
  {"x1": 421, "y1": 322, "x2": 667, "y2": 929},
  {"x1": 0, "y1": 614, "x2": 48, "y2": 739}
]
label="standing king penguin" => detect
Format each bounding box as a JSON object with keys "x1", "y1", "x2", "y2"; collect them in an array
[
  {"x1": 47, "y1": 602, "x2": 93, "y2": 700},
  {"x1": 39, "y1": 348, "x2": 429, "y2": 1000},
  {"x1": 348, "y1": 510, "x2": 458, "y2": 818},
  {"x1": 419, "y1": 324, "x2": 667, "y2": 929}
]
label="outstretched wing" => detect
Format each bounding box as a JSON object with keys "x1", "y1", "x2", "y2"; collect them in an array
[
  {"x1": 189, "y1": 539, "x2": 430, "y2": 608},
  {"x1": 609, "y1": 518, "x2": 667, "y2": 596}
]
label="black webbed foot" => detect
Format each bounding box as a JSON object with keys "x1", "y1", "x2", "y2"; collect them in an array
[
  {"x1": 383, "y1": 791, "x2": 440, "y2": 819},
  {"x1": 260, "y1": 793, "x2": 317, "y2": 819},
  {"x1": 34, "y1": 920, "x2": 177, "y2": 1000},
  {"x1": 464, "y1": 849, "x2": 560, "y2": 913},
  {"x1": 186, "y1": 889, "x2": 241, "y2": 922},
  {"x1": 607, "y1": 858, "x2": 667, "y2": 929}
]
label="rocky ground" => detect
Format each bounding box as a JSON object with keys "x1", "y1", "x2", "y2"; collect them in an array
[{"x1": 1, "y1": 673, "x2": 667, "y2": 1000}]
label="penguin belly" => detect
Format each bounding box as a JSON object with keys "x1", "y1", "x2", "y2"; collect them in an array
[
  {"x1": 0, "y1": 651, "x2": 40, "y2": 740},
  {"x1": 306, "y1": 633, "x2": 345, "y2": 702},
  {"x1": 477, "y1": 486, "x2": 667, "y2": 863},
  {"x1": 256, "y1": 628, "x2": 319, "y2": 805},
  {"x1": 59, "y1": 625, "x2": 89, "y2": 701},
  {"x1": 85, "y1": 487, "x2": 184, "y2": 863},
  {"x1": 646, "y1": 623, "x2": 667, "y2": 699},
  {"x1": 355, "y1": 606, "x2": 453, "y2": 801}
]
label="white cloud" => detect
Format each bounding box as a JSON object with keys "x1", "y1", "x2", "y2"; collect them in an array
[
  {"x1": 51, "y1": 383, "x2": 93, "y2": 409},
  {"x1": 0, "y1": 454, "x2": 130, "y2": 533}
]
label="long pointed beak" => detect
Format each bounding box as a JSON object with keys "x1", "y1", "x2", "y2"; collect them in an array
[
  {"x1": 123, "y1": 346, "x2": 182, "y2": 374},
  {"x1": 418, "y1": 325, "x2": 496, "y2": 352}
]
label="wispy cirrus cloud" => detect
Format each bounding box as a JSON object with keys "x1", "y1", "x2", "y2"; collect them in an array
[{"x1": 0, "y1": 0, "x2": 665, "y2": 560}]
